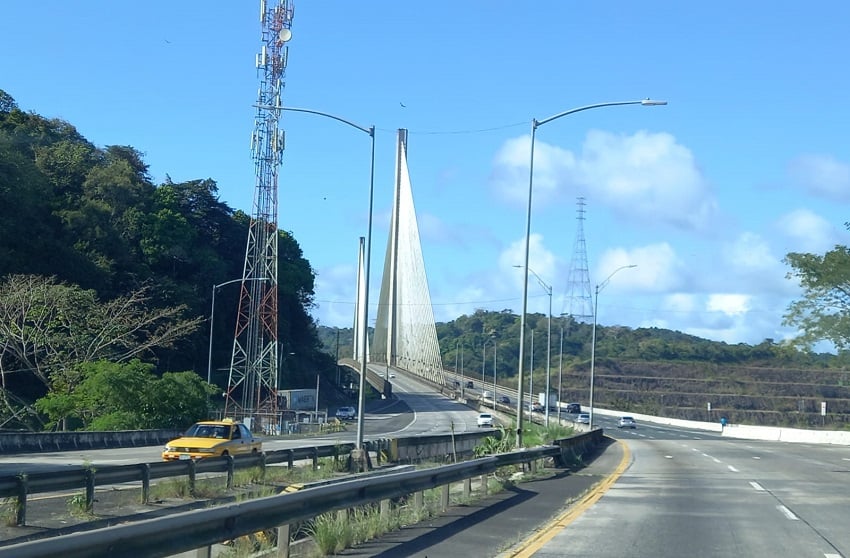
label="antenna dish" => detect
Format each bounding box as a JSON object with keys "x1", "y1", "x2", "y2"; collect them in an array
[{"x1": 278, "y1": 28, "x2": 292, "y2": 43}]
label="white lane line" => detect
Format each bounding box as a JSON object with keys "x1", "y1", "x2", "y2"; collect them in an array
[
  {"x1": 712, "y1": 457, "x2": 721, "y2": 464},
  {"x1": 752, "y1": 456, "x2": 761, "y2": 460},
  {"x1": 664, "y1": 455, "x2": 674, "y2": 459},
  {"x1": 825, "y1": 554, "x2": 842, "y2": 558},
  {"x1": 728, "y1": 465, "x2": 739, "y2": 472},
  {"x1": 777, "y1": 505, "x2": 799, "y2": 520},
  {"x1": 749, "y1": 481, "x2": 765, "y2": 491}
]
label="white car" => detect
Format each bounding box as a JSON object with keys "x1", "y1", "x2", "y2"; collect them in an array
[
  {"x1": 617, "y1": 416, "x2": 637, "y2": 429},
  {"x1": 476, "y1": 413, "x2": 494, "y2": 428},
  {"x1": 575, "y1": 413, "x2": 590, "y2": 424},
  {"x1": 335, "y1": 406, "x2": 357, "y2": 421}
]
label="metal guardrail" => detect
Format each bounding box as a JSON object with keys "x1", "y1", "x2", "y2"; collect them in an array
[
  {"x1": 0, "y1": 442, "x2": 372, "y2": 526},
  {"x1": 0, "y1": 444, "x2": 564, "y2": 558}
]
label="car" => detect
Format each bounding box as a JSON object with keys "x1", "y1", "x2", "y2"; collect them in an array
[
  {"x1": 497, "y1": 395, "x2": 511, "y2": 405},
  {"x1": 575, "y1": 413, "x2": 590, "y2": 424},
  {"x1": 618, "y1": 416, "x2": 637, "y2": 429},
  {"x1": 162, "y1": 419, "x2": 261, "y2": 461},
  {"x1": 466, "y1": 381, "x2": 474, "y2": 389},
  {"x1": 564, "y1": 403, "x2": 582, "y2": 414},
  {"x1": 476, "y1": 413, "x2": 494, "y2": 428},
  {"x1": 531, "y1": 402, "x2": 544, "y2": 413},
  {"x1": 335, "y1": 406, "x2": 357, "y2": 421},
  {"x1": 388, "y1": 372, "x2": 396, "y2": 379},
  {"x1": 481, "y1": 390, "x2": 493, "y2": 401}
]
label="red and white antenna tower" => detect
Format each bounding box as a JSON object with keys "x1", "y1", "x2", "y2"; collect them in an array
[{"x1": 224, "y1": 0, "x2": 294, "y2": 422}]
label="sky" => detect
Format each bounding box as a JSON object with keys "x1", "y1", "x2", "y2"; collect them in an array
[{"x1": 2, "y1": 1, "x2": 849, "y2": 348}]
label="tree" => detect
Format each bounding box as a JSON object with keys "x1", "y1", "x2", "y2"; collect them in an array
[
  {"x1": 784, "y1": 245, "x2": 850, "y2": 350},
  {"x1": 34, "y1": 360, "x2": 217, "y2": 430},
  {"x1": 0, "y1": 274, "x2": 202, "y2": 400}
]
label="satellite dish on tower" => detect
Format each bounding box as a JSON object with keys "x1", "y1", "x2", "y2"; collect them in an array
[{"x1": 279, "y1": 28, "x2": 292, "y2": 43}]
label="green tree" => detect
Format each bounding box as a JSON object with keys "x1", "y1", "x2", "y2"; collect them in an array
[
  {"x1": 34, "y1": 360, "x2": 216, "y2": 430},
  {"x1": 784, "y1": 244, "x2": 850, "y2": 350},
  {"x1": 0, "y1": 274, "x2": 201, "y2": 399}
]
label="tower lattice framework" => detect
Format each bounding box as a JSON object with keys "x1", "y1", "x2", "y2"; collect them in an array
[
  {"x1": 563, "y1": 197, "x2": 594, "y2": 323},
  {"x1": 225, "y1": 0, "x2": 294, "y2": 420}
]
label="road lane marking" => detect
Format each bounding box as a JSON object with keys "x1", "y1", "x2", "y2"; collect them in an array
[
  {"x1": 777, "y1": 505, "x2": 798, "y2": 520},
  {"x1": 749, "y1": 481, "x2": 765, "y2": 491},
  {"x1": 504, "y1": 439, "x2": 632, "y2": 558}
]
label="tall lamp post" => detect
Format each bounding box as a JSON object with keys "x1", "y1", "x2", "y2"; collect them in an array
[
  {"x1": 514, "y1": 98, "x2": 666, "y2": 447},
  {"x1": 262, "y1": 105, "x2": 376, "y2": 451},
  {"x1": 515, "y1": 265, "x2": 553, "y2": 425},
  {"x1": 589, "y1": 264, "x2": 637, "y2": 428},
  {"x1": 207, "y1": 277, "x2": 268, "y2": 385}
]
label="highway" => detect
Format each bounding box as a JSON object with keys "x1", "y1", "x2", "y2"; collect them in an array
[
  {"x1": 527, "y1": 414, "x2": 850, "y2": 558},
  {"x1": 0, "y1": 365, "x2": 481, "y2": 474}
]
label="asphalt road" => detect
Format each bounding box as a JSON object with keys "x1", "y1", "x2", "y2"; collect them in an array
[
  {"x1": 526, "y1": 422, "x2": 850, "y2": 558},
  {"x1": 0, "y1": 365, "x2": 482, "y2": 475}
]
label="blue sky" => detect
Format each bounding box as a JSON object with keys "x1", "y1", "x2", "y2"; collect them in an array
[{"x1": 3, "y1": 1, "x2": 849, "y2": 347}]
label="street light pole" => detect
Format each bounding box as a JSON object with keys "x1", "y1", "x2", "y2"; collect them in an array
[
  {"x1": 263, "y1": 105, "x2": 376, "y2": 451},
  {"x1": 515, "y1": 265, "x2": 553, "y2": 426},
  {"x1": 589, "y1": 264, "x2": 637, "y2": 428},
  {"x1": 514, "y1": 99, "x2": 666, "y2": 447},
  {"x1": 207, "y1": 277, "x2": 268, "y2": 385},
  {"x1": 493, "y1": 341, "x2": 497, "y2": 406}
]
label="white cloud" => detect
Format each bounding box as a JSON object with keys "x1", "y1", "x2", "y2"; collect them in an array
[
  {"x1": 596, "y1": 243, "x2": 684, "y2": 292},
  {"x1": 577, "y1": 130, "x2": 716, "y2": 230},
  {"x1": 706, "y1": 293, "x2": 751, "y2": 316},
  {"x1": 788, "y1": 154, "x2": 850, "y2": 202},
  {"x1": 490, "y1": 130, "x2": 717, "y2": 231},
  {"x1": 490, "y1": 136, "x2": 575, "y2": 206},
  {"x1": 776, "y1": 208, "x2": 843, "y2": 254}
]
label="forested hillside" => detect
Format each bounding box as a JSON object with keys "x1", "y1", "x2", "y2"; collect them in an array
[
  {"x1": 318, "y1": 309, "x2": 850, "y2": 428},
  {"x1": 0, "y1": 90, "x2": 334, "y2": 430}
]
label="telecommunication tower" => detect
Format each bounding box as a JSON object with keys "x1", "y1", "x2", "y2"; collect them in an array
[
  {"x1": 224, "y1": 0, "x2": 294, "y2": 421},
  {"x1": 563, "y1": 197, "x2": 594, "y2": 323}
]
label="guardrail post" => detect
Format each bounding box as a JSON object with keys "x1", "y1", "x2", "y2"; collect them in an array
[
  {"x1": 140, "y1": 463, "x2": 151, "y2": 504},
  {"x1": 225, "y1": 455, "x2": 234, "y2": 490},
  {"x1": 16, "y1": 473, "x2": 27, "y2": 526},
  {"x1": 258, "y1": 452, "x2": 267, "y2": 481},
  {"x1": 287, "y1": 449, "x2": 294, "y2": 469},
  {"x1": 188, "y1": 459, "x2": 196, "y2": 497},
  {"x1": 480, "y1": 474, "x2": 488, "y2": 496},
  {"x1": 277, "y1": 523, "x2": 291, "y2": 558},
  {"x1": 414, "y1": 491, "x2": 423, "y2": 510},
  {"x1": 195, "y1": 544, "x2": 211, "y2": 558},
  {"x1": 380, "y1": 498, "x2": 390, "y2": 520},
  {"x1": 463, "y1": 477, "x2": 471, "y2": 498},
  {"x1": 84, "y1": 468, "x2": 95, "y2": 513},
  {"x1": 312, "y1": 447, "x2": 318, "y2": 471},
  {"x1": 441, "y1": 484, "x2": 450, "y2": 511},
  {"x1": 530, "y1": 458, "x2": 538, "y2": 474}
]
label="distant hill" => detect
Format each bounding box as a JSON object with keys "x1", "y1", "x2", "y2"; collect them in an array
[{"x1": 318, "y1": 310, "x2": 850, "y2": 429}]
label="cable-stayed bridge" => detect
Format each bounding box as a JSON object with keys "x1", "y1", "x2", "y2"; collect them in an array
[{"x1": 341, "y1": 129, "x2": 446, "y2": 392}]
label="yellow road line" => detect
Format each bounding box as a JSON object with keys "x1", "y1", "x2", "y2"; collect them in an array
[{"x1": 505, "y1": 439, "x2": 632, "y2": 558}]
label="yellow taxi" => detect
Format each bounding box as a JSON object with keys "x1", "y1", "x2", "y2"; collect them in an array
[{"x1": 162, "y1": 418, "x2": 262, "y2": 461}]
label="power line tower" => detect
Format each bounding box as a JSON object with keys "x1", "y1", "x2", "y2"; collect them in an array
[
  {"x1": 224, "y1": 0, "x2": 294, "y2": 423},
  {"x1": 563, "y1": 197, "x2": 594, "y2": 323}
]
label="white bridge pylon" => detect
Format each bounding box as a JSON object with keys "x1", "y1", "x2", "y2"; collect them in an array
[{"x1": 353, "y1": 129, "x2": 445, "y2": 386}]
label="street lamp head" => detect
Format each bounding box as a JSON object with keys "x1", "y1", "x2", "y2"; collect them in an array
[{"x1": 640, "y1": 99, "x2": 668, "y2": 106}]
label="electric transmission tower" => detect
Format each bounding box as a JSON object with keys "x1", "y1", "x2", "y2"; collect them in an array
[
  {"x1": 224, "y1": 0, "x2": 294, "y2": 423},
  {"x1": 563, "y1": 197, "x2": 594, "y2": 323}
]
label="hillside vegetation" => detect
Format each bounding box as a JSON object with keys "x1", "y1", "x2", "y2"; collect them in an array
[{"x1": 319, "y1": 309, "x2": 850, "y2": 429}]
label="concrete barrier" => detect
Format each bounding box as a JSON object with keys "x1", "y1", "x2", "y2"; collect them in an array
[
  {"x1": 0, "y1": 429, "x2": 182, "y2": 454},
  {"x1": 591, "y1": 406, "x2": 850, "y2": 445}
]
